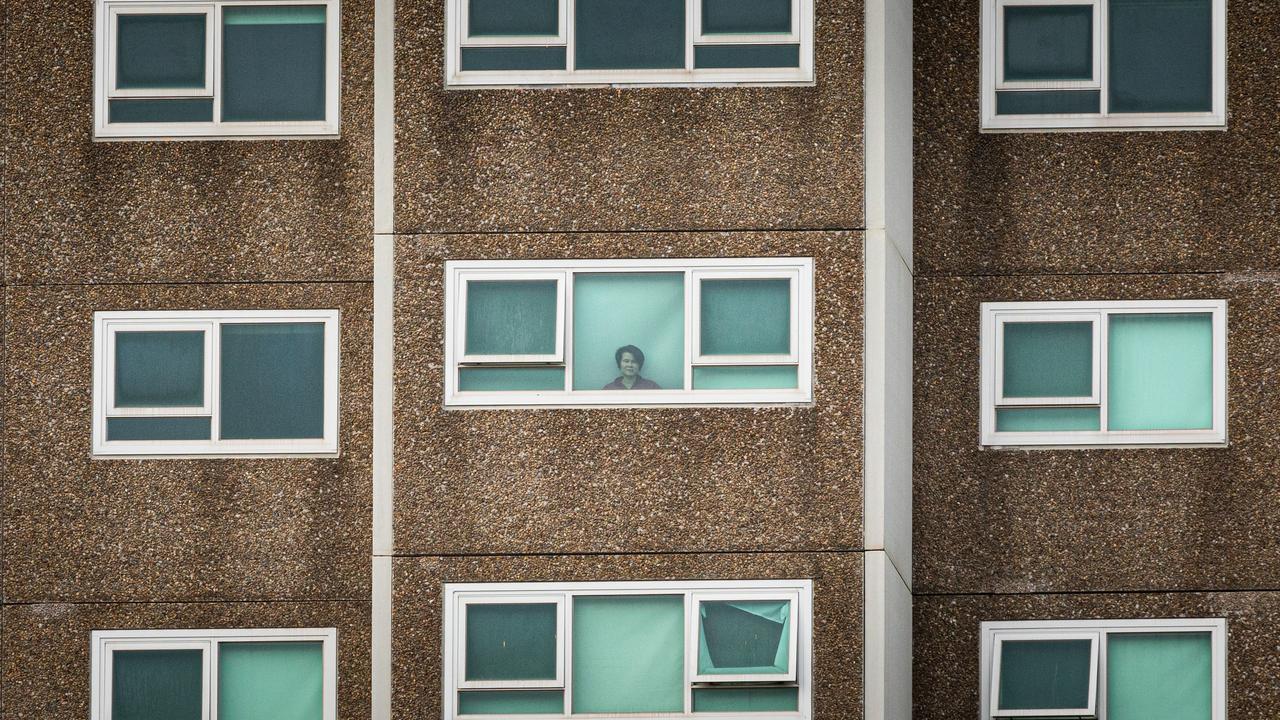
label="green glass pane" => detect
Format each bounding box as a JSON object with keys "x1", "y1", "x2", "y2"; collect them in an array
[
  {"x1": 698, "y1": 600, "x2": 790, "y2": 675},
  {"x1": 1003, "y1": 5, "x2": 1093, "y2": 81},
  {"x1": 571, "y1": 595, "x2": 684, "y2": 713},
  {"x1": 693, "y1": 366, "x2": 798, "y2": 390},
  {"x1": 220, "y1": 323, "x2": 326, "y2": 440},
  {"x1": 998, "y1": 639, "x2": 1092, "y2": 711},
  {"x1": 111, "y1": 649, "x2": 203, "y2": 720},
  {"x1": 1002, "y1": 321, "x2": 1093, "y2": 398},
  {"x1": 996, "y1": 407, "x2": 1101, "y2": 432},
  {"x1": 469, "y1": 0, "x2": 558, "y2": 36},
  {"x1": 466, "y1": 604, "x2": 558, "y2": 681},
  {"x1": 466, "y1": 281, "x2": 559, "y2": 356},
  {"x1": 458, "y1": 691, "x2": 565, "y2": 715},
  {"x1": 222, "y1": 6, "x2": 326, "y2": 122},
  {"x1": 575, "y1": 0, "x2": 684, "y2": 69},
  {"x1": 572, "y1": 273, "x2": 684, "y2": 391},
  {"x1": 692, "y1": 687, "x2": 800, "y2": 712},
  {"x1": 1107, "y1": 633, "x2": 1211, "y2": 720},
  {"x1": 701, "y1": 278, "x2": 791, "y2": 356},
  {"x1": 460, "y1": 47, "x2": 567, "y2": 71},
  {"x1": 695, "y1": 44, "x2": 800, "y2": 69},
  {"x1": 116, "y1": 14, "x2": 206, "y2": 89},
  {"x1": 218, "y1": 642, "x2": 323, "y2": 720},
  {"x1": 702, "y1": 0, "x2": 790, "y2": 34},
  {"x1": 1108, "y1": 313, "x2": 1213, "y2": 431},
  {"x1": 115, "y1": 331, "x2": 205, "y2": 407},
  {"x1": 107, "y1": 417, "x2": 213, "y2": 441},
  {"x1": 458, "y1": 367, "x2": 565, "y2": 392},
  {"x1": 109, "y1": 99, "x2": 215, "y2": 123},
  {"x1": 1109, "y1": 0, "x2": 1212, "y2": 113},
  {"x1": 995, "y1": 90, "x2": 1100, "y2": 115}
]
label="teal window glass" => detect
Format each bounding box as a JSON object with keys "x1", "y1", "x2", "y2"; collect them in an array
[
  {"x1": 692, "y1": 365, "x2": 798, "y2": 390},
  {"x1": 702, "y1": 0, "x2": 791, "y2": 34},
  {"x1": 694, "y1": 44, "x2": 800, "y2": 69},
  {"x1": 107, "y1": 417, "x2": 213, "y2": 441},
  {"x1": 220, "y1": 322, "x2": 326, "y2": 440},
  {"x1": 222, "y1": 6, "x2": 326, "y2": 122},
  {"x1": 466, "y1": 280, "x2": 559, "y2": 356},
  {"x1": 457, "y1": 690, "x2": 565, "y2": 715},
  {"x1": 996, "y1": 407, "x2": 1101, "y2": 432},
  {"x1": 460, "y1": 47, "x2": 567, "y2": 71},
  {"x1": 111, "y1": 649, "x2": 203, "y2": 720},
  {"x1": 116, "y1": 14, "x2": 207, "y2": 89},
  {"x1": 571, "y1": 595, "x2": 684, "y2": 713},
  {"x1": 997, "y1": 639, "x2": 1093, "y2": 710},
  {"x1": 458, "y1": 367, "x2": 565, "y2": 392},
  {"x1": 469, "y1": 0, "x2": 558, "y2": 36},
  {"x1": 692, "y1": 687, "x2": 800, "y2": 712},
  {"x1": 995, "y1": 89, "x2": 1100, "y2": 115},
  {"x1": 1003, "y1": 5, "x2": 1093, "y2": 81},
  {"x1": 1002, "y1": 321, "x2": 1094, "y2": 398},
  {"x1": 218, "y1": 642, "x2": 324, "y2": 720},
  {"x1": 698, "y1": 600, "x2": 791, "y2": 676},
  {"x1": 1107, "y1": 313, "x2": 1213, "y2": 431},
  {"x1": 575, "y1": 0, "x2": 684, "y2": 69},
  {"x1": 465, "y1": 603, "x2": 558, "y2": 681},
  {"x1": 700, "y1": 278, "x2": 791, "y2": 356},
  {"x1": 115, "y1": 331, "x2": 205, "y2": 408},
  {"x1": 1107, "y1": 633, "x2": 1212, "y2": 720},
  {"x1": 572, "y1": 273, "x2": 684, "y2": 391},
  {"x1": 1109, "y1": 0, "x2": 1212, "y2": 113},
  {"x1": 108, "y1": 99, "x2": 215, "y2": 123}
]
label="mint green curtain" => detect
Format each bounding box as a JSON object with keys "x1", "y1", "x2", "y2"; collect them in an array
[
  {"x1": 221, "y1": 6, "x2": 326, "y2": 122},
  {"x1": 115, "y1": 331, "x2": 205, "y2": 407},
  {"x1": 1108, "y1": 313, "x2": 1213, "y2": 431},
  {"x1": 218, "y1": 642, "x2": 323, "y2": 720},
  {"x1": 466, "y1": 281, "x2": 559, "y2": 356},
  {"x1": 996, "y1": 407, "x2": 1100, "y2": 432},
  {"x1": 1107, "y1": 633, "x2": 1211, "y2": 720},
  {"x1": 998, "y1": 639, "x2": 1092, "y2": 710},
  {"x1": 692, "y1": 687, "x2": 800, "y2": 712},
  {"x1": 571, "y1": 595, "x2": 684, "y2": 713},
  {"x1": 220, "y1": 323, "x2": 326, "y2": 440},
  {"x1": 457, "y1": 690, "x2": 564, "y2": 715},
  {"x1": 700, "y1": 278, "x2": 791, "y2": 356},
  {"x1": 697, "y1": 600, "x2": 790, "y2": 675},
  {"x1": 575, "y1": 0, "x2": 685, "y2": 69},
  {"x1": 693, "y1": 365, "x2": 798, "y2": 390},
  {"x1": 465, "y1": 603, "x2": 558, "y2": 681},
  {"x1": 571, "y1": 273, "x2": 684, "y2": 391},
  {"x1": 223, "y1": 6, "x2": 325, "y2": 24},
  {"x1": 111, "y1": 649, "x2": 203, "y2": 720},
  {"x1": 1002, "y1": 321, "x2": 1093, "y2": 398},
  {"x1": 458, "y1": 367, "x2": 565, "y2": 392}
]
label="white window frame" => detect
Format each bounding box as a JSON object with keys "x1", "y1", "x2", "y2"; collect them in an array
[
  {"x1": 94, "y1": 0, "x2": 342, "y2": 140},
  {"x1": 980, "y1": 619, "x2": 1227, "y2": 720},
  {"x1": 445, "y1": 0, "x2": 814, "y2": 87},
  {"x1": 444, "y1": 258, "x2": 815, "y2": 408},
  {"x1": 458, "y1": 271, "x2": 568, "y2": 364},
  {"x1": 457, "y1": 593, "x2": 567, "y2": 690},
  {"x1": 443, "y1": 580, "x2": 813, "y2": 720},
  {"x1": 980, "y1": 300, "x2": 1228, "y2": 448},
  {"x1": 92, "y1": 309, "x2": 341, "y2": 458},
  {"x1": 691, "y1": 268, "x2": 801, "y2": 366},
  {"x1": 993, "y1": 312, "x2": 1101, "y2": 407},
  {"x1": 687, "y1": 589, "x2": 800, "y2": 683},
  {"x1": 989, "y1": 630, "x2": 1100, "y2": 717},
  {"x1": 980, "y1": 0, "x2": 1227, "y2": 131},
  {"x1": 91, "y1": 627, "x2": 338, "y2": 720}
]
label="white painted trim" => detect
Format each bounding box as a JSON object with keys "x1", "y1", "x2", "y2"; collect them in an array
[
  {"x1": 106, "y1": 4, "x2": 216, "y2": 98},
  {"x1": 692, "y1": 0, "x2": 801, "y2": 44},
  {"x1": 460, "y1": 0, "x2": 567, "y2": 44},
  {"x1": 104, "y1": 320, "x2": 216, "y2": 416},
  {"x1": 993, "y1": 312, "x2": 1101, "y2": 406},
  {"x1": 689, "y1": 268, "x2": 801, "y2": 366},
  {"x1": 371, "y1": 556, "x2": 393, "y2": 720},
  {"x1": 992, "y1": 0, "x2": 1101, "y2": 91},
  {"x1": 456, "y1": 594, "x2": 567, "y2": 690},
  {"x1": 456, "y1": 271, "x2": 567, "y2": 364},
  {"x1": 372, "y1": 0, "x2": 394, "y2": 232},
  {"x1": 687, "y1": 590, "x2": 800, "y2": 683},
  {"x1": 990, "y1": 631, "x2": 1100, "y2": 717}
]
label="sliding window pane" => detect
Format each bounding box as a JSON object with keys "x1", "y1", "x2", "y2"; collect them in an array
[
  {"x1": 220, "y1": 322, "x2": 326, "y2": 440},
  {"x1": 1002, "y1": 322, "x2": 1093, "y2": 398},
  {"x1": 1108, "y1": 313, "x2": 1213, "y2": 431},
  {"x1": 115, "y1": 331, "x2": 205, "y2": 407},
  {"x1": 466, "y1": 280, "x2": 558, "y2": 356},
  {"x1": 1109, "y1": 0, "x2": 1212, "y2": 113},
  {"x1": 222, "y1": 6, "x2": 327, "y2": 122},
  {"x1": 469, "y1": 0, "x2": 558, "y2": 36},
  {"x1": 116, "y1": 14, "x2": 206, "y2": 89},
  {"x1": 465, "y1": 603, "x2": 558, "y2": 681},
  {"x1": 1003, "y1": 5, "x2": 1093, "y2": 81},
  {"x1": 575, "y1": 0, "x2": 684, "y2": 69},
  {"x1": 218, "y1": 642, "x2": 324, "y2": 720},
  {"x1": 111, "y1": 649, "x2": 203, "y2": 720},
  {"x1": 702, "y1": 0, "x2": 791, "y2": 34},
  {"x1": 701, "y1": 278, "x2": 791, "y2": 356},
  {"x1": 571, "y1": 595, "x2": 684, "y2": 713},
  {"x1": 998, "y1": 639, "x2": 1092, "y2": 710},
  {"x1": 572, "y1": 273, "x2": 684, "y2": 391},
  {"x1": 1107, "y1": 633, "x2": 1211, "y2": 720},
  {"x1": 698, "y1": 599, "x2": 790, "y2": 675}
]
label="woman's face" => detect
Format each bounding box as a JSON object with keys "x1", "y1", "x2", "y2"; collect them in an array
[{"x1": 619, "y1": 352, "x2": 641, "y2": 378}]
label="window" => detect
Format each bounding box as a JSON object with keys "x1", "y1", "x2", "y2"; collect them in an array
[
  {"x1": 445, "y1": 0, "x2": 814, "y2": 87},
  {"x1": 95, "y1": 0, "x2": 341, "y2": 139},
  {"x1": 444, "y1": 581, "x2": 812, "y2": 719},
  {"x1": 91, "y1": 628, "x2": 337, "y2": 720},
  {"x1": 980, "y1": 0, "x2": 1225, "y2": 130},
  {"x1": 92, "y1": 310, "x2": 340, "y2": 457},
  {"x1": 445, "y1": 259, "x2": 814, "y2": 407},
  {"x1": 980, "y1": 300, "x2": 1227, "y2": 447},
  {"x1": 980, "y1": 619, "x2": 1226, "y2": 720}
]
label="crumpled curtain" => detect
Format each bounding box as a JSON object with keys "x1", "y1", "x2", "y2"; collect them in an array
[{"x1": 698, "y1": 600, "x2": 791, "y2": 675}]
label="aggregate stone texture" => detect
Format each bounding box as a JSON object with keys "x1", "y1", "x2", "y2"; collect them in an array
[
  {"x1": 0, "y1": 600, "x2": 369, "y2": 720},
  {"x1": 392, "y1": 232, "x2": 863, "y2": 555},
  {"x1": 914, "y1": 0, "x2": 1280, "y2": 275},
  {"x1": 1, "y1": 282, "x2": 373, "y2": 603},
  {"x1": 0, "y1": 0, "x2": 374, "y2": 284},
  {"x1": 394, "y1": 0, "x2": 863, "y2": 234},
  {"x1": 914, "y1": 591, "x2": 1280, "y2": 720},
  {"x1": 391, "y1": 552, "x2": 862, "y2": 720},
  {"x1": 915, "y1": 273, "x2": 1280, "y2": 594}
]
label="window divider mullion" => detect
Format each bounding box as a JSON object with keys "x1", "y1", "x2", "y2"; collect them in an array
[
  {"x1": 1098, "y1": 0, "x2": 1109, "y2": 117},
  {"x1": 211, "y1": 2, "x2": 223, "y2": 128},
  {"x1": 1098, "y1": 312, "x2": 1109, "y2": 433},
  {"x1": 209, "y1": 319, "x2": 223, "y2": 443}
]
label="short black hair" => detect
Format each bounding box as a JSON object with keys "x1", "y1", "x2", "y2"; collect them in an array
[{"x1": 615, "y1": 345, "x2": 645, "y2": 368}]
